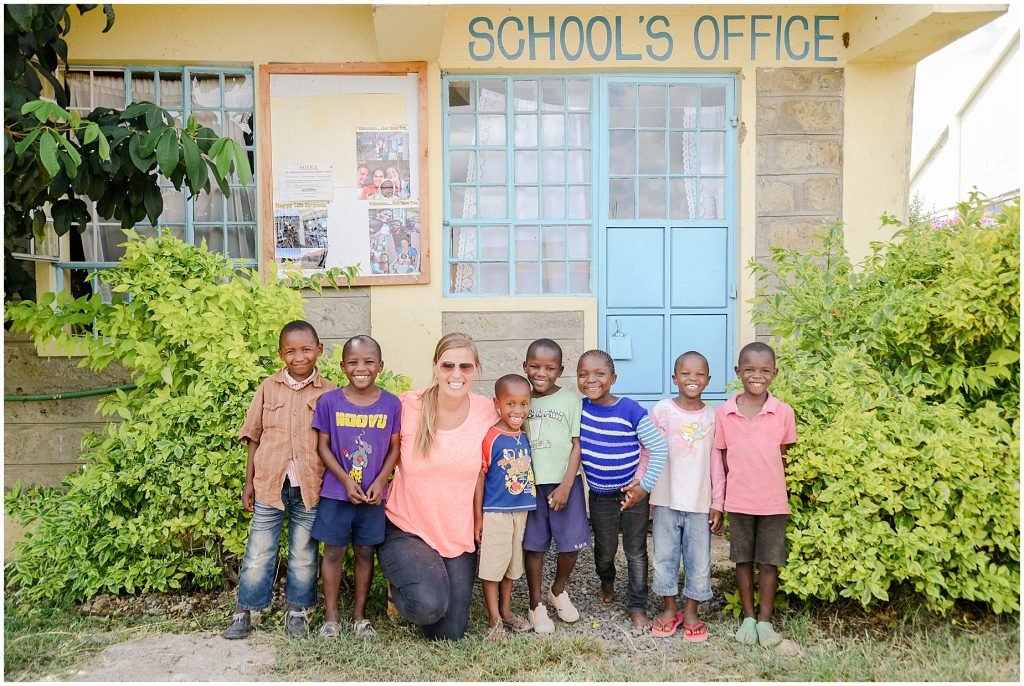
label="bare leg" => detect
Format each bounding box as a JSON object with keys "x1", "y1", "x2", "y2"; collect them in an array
[
  {"x1": 550, "y1": 551, "x2": 578, "y2": 597},
  {"x1": 525, "y1": 551, "x2": 544, "y2": 610},
  {"x1": 483, "y1": 579, "x2": 500, "y2": 628},
  {"x1": 321, "y1": 545, "x2": 344, "y2": 624},
  {"x1": 683, "y1": 597, "x2": 701, "y2": 627},
  {"x1": 352, "y1": 545, "x2": 374, "y2": 622},
  {"x1": 629, "y1": 610, "x2": 651, "y2": 629},
  {"x1": 757, "y1": 563, "x2": 778, "y2": 623},
  {"x1": 735, "y1": 562, "x2": 756, "y2": 619},
  {"x1": 656, "y1": 594, "x2": 679, "y2": 627},
  {"x1": 600, "y1": 581, "x2": 615, "y2": 603},
  {"x1": 498, "y1": 577, "x2": 514, "y2": 620}
]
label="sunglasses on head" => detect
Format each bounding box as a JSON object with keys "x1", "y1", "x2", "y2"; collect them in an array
[{"x1": 439, "y1": 361, "x2": 476, "y2": 372}]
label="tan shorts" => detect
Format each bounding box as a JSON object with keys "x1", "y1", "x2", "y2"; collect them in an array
[{"x1": 478, "y1": 511, "x2": 529, "y2": 582}]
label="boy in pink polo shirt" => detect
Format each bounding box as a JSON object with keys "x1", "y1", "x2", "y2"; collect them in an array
[{"x1": 713, "y1": 342, "x2": 796, "y2": 649}]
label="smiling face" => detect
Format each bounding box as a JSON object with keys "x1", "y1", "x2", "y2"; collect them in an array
[
  {"x1": 342, "y1": 339, "x2": 383, "y2": 392},
  {"x1": 523, "y1": 347, "x2": 563, "y2": 398},
  {"x1": 434, "y1": 345, "x2": 478, "y2": 401},
  {"x1": 577, "y1": 353, "x2": 616, "y2": 405},
  {"x1": 673, "y1": 353, "x2": 710, "y2": 402},
  {"x1": 735, "y1": 349, "x2": 778, "y2": 398},
  {"x1": 279, "y1": 328, "x2": 322, "y2": 381},
  {"x1": 372, "y1": 169, "x2": 385, "y2": 186},
  {"x1": 494, "y1": 381, "x2": 531, "y2": 431},
  {"x1": 387, "y1": 167, "x2": 401, "y2": 183},
  {"x1": 357, "y1": 166, "x2": 370, "y2": 186}
]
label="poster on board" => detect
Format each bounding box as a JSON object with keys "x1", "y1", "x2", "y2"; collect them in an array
[
  {"x1": 355, "y1": 127, "x2": 411, "y2": 200},
  {"x1": 274, "y1": 202, "x2": 331, "y2": 271},
  {"x1": 368, "y1": 201, "x2": 420, "y2": 275}
]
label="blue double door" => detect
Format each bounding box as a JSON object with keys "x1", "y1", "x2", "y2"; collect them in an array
[{"x1": 597, "y1": 76, "x2": 737, "y2": 406}]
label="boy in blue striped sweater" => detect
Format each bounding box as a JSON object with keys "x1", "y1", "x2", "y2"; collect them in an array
[{"x1": 577, "y1": 350, "x2": 668, "y2": 629}]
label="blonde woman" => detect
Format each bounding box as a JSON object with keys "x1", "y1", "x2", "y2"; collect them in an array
[{"x1": 377, "y1": 333, "x2": 498, "y2": 640}]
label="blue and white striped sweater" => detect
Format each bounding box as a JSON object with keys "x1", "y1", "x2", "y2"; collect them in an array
[{"x1": 580, "y1": 397, "x2": 668, "y2": 494}]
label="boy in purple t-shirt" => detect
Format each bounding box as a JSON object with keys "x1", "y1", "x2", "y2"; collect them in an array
[{"x1": 311, "y1": 336, "x2": 401, "y2": 640}]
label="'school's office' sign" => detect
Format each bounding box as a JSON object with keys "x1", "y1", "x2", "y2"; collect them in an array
[{"x1": 467, "y1": 14, "x2": 841, "y2": 63}]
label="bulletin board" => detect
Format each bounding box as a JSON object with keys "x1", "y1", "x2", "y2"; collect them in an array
[{"x1": 258, "y1": 63, "x2": 429, "y2": 285}]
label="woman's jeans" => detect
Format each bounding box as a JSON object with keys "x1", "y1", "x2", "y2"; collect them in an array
[
  {"x1": 376, "y1": 518, "x2": 476, "y2": 640},
  {"x1": 589, "y1": 491, "x2": 650, "y2": 613},
  {"x1": 236, "y1": 479, "x2": 319, "y2": 610},
  {"x1": 651, "y1": 506, "x2": 713, "y2": 602}
]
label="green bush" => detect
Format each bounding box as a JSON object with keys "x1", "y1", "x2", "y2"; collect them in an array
[
  {"x1": 751, "y1": 194, "x2": 1020, "y2": 613},
  {"x1": 4, "y1": 232, "x2": 408, "y2": 603}
]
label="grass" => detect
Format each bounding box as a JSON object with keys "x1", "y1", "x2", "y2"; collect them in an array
[{"x1": 5, "y1": 592, "x2": 1019, "y2": 681}]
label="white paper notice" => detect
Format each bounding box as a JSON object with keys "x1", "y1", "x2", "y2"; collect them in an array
[{"x1": 279, "y1": 164, "x2": 333, "y2": 201}]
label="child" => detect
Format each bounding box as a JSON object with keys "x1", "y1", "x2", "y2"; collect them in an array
[
  {"x1": 224, "y1": 320, "x2": 336, "y2": 639},
  {"x1": 521, "y1": 338, "x2": 591, "y2": 634},
  {"x1": 310, "y1": 335, "x2": 401, "y2": 640},
  {"x1": 577, "y1": 350, "x2": 668, "y2": 629},
  {"x1": 648, "y1": 351, "x2": 724, "y2": 642},
  {"x1": 714, "y1": 342, "x2": 796, "y2": 648},
  {"x1": 474, "y1": 374, "x2": 538, "y2": 642}
]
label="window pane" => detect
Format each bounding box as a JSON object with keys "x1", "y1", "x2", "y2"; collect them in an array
[
  {"x1": 669, "y1": 85, "x2": 698, "y2": 128},
  {"x1": 638, "y1": 131, "x2": 666, "y2": 174},
  {"x1": 670, "y1": 178, "x2": 697, "y2": 220},
  {"x1": 479, "y1": 262, "x2": 509, "y2": 294},
  {"x1": 131, "y1": 71, "x2": 158, "y2": 102},
  {"x1": 99, "y1": 226, "x2": 127, "y2": 261},
  {"x1": 515, "y1": 262, "x2": 540, "y2": 294},
  {"x1": 569, "y1": 261, "x2": 591, "y2": 293},
  {"x1": 450, "y1": 186, "x2": 476, "y2": 219},
  {"x1": 701, "y1": 178, "x2": 725, "y2": 219},
  {"x1": 701, "y1": 87, "x2": 726, "y2": 128},
  {"x1": 542, "y1": 261, "x2": 567, "y2": 293},
  {"x1": 515, "y1": 187, "x2": 539, "y2": 219},
  {"x1": 700, "y1": 131, "x2": 726, "y2": 174},
  {"x1": 195, "y1": 225, "x2": 225, "y2": 253},
  {"x1": 515, "y1": 225, "x2": 539, "y2": 260},
  {"x1": 226, "y1": 188, "x2": 257, "y2": 222},
  {"x1": 638, "y1": 85, "x2": 666, "y2": 127},
  {"x1": 479, "y1": 225, "x2": 509, "y2": 259},
  {"x1": 514, "y1": 151, "x2": 538, "y2": 184},
  {"x1": 540, "y1": 114, "x2": 564, "y2": 147},
  {"x1": 542, "y1": 187, "x2": 566, "y2": 219},
  {"x1": 479, "y1": 151, "x2": 506, "y2": 183},
  {"x1": 670, "y1": 132, "x2": 698, "y2": 175},
  {"x1": 608, "y1": 179, "x2": 635, "y2": 219},
  {"x1": 567, "y1": 113, "x2": 590, "y2": 146},
  {"x1": 541, "y1": 151, "x2": 565, "y2": 183},
  {"x1": 191, "y1": 74, "x2": 222, "y2": 108},
  {"x1": 638, "y1": 178, "x2": 666, "y2": 218},
  {"x1": 478, "y1": 115, "x2": 506, "y2": 146},
  {"x1": 451, "y1": 225, "x2": 477, "y2": 259},
  {"x1": 567, "y1": 187, "x2": 590, "y2": 219},
  {"x1": 478, "y1": 80, "x2": 506, "y2": 112},
  {"x1": 227, "y1": 225, "x2": 257, "y2": 259},
  {"x1": 194, "y1": 187, "x2": 223, "y2": 222},
  {"x1": 541, "y1": 225, "x2": 566, "y2": 259},
  {"x1": 609, "y1": 131, "x2": 635, "y2": 174},
  {"x1": 609, "y1": 83, "x2": 635, "y2": 127},
  {"x1": 450, "y1": 151, "x2": 475, "y2": 184},
  {"x1": 451, "y1": 262, "x2": 477, "y2": 294},
  {"x1": 224, "y1": 111, "x2": 253, "y2": 148},
  {"x1": 194, "y1": 110, "x2": 222, "y2": 136},
  {"x1": 224, "y1": 74, "x2": 253, "y2": 108},
  {"x1": 541, "y1": 80, "x2": 564, "y2": 110},
  {"x1": 449, "y1": 81, "x2": 473, "y2": 111},
  {"x1": 514, "y1": 80, "x2": 538, "y2": 111},
  {"x1": 449, "y1": 115, "x2": 476, "y2": 145},
  {"x1": 478, "y1": 186, "x2": 507, "y2": 219},
  {"x1": 567, "y1": 151, "x2": 590, "y2": 182},
  {"x1": 567, "y1": 80, "x2": 591, "y2": 111},
  {"x1": 567, "y1": 225, "x2": 591, "y2": 259},
  {"x1": 515, "y1": 114, "x2": 538, "y2": 147},
  {"x1": 159, "y1": 188, "x2": 187, "y2": 223}
]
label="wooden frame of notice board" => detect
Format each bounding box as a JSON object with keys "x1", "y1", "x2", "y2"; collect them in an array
[{"x1": 258, "y1": 62, "x2": 429, "y2": 285}]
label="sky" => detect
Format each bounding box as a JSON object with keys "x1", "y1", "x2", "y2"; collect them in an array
[{"x1": 911, "y1": 3, "x2": 1020, "y2": 169}]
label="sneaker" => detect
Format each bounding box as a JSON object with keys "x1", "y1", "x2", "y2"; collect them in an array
[
  {"x1": 529, "y1": 603, "x2": 555, "y2": 634},
  {"x1": 353, "y1": 618, "x2": 378, "y2": 639},
  {"x1": 547, "y1": 588, "x2": 580, "y2": 623},
  {"x1": 285, "y1": 609, "x2": 309, "y2": 637},
  {"x1": 222, "y1": 611, "x2": 252, "y2": 640}
]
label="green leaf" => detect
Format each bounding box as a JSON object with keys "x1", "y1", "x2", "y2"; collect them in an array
[
  {"x1": 57, "y1": 135, "x2": 82, "y2": 168},
  {"x1": 986, "y1": 349, "x2": 1019, "y2": 366},
  {"x1": 155, "y1": 129, "x2": 180, "y2": 177},
  {"x1": 14, "y1": 128, "x2": 41, "y2": 155},
  {"x1": 82, "y1": 121, "x2": 99, "y2": 145},
  {"x1": 143, "y1": 185, "x2": 163, "y2": 225},
  {"x1": 7, "y1": 4, "x2": 38, "y2": 30},
  {"x1": 39, "y1": 131, "x2": 60, "y2": 176},
  {"x1": 181, "y1": 134, "x2": 205, "y2": 192},
  {"x1": 229, "y1": 139, "x2": 252, "y2": 187},
  {"x1": 160, "y1": 367, "x2": 173, "y2": 386},
  {"x1": 97, "y1": 130, "x2": 110, "y2": 160},
  {"x1": 101, "y1": 3, "x2": 116, "y2": 32}
]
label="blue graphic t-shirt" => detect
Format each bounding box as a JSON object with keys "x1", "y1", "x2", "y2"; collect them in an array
[
  {"x1": 312, "y1": 388, "x2": 402, "y2": 501},
  {"x1": 480, "y1": 426, "x2": 537, "y2": 513}
]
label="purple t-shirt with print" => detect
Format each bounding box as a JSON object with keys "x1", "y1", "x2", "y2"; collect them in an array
[{"x1": 312, "y1": 388, "x2": 402, "y2": 501}]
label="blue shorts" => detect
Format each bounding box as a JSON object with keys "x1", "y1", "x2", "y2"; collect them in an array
[
  {"x1": 523, "y1": 475, "x2": 592, "y2": 553},
  {"x1": 311, "y1": 497, "x2": 385, "y2": 548}
]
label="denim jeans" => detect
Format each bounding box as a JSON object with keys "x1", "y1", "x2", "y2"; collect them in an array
[
  {"x1": 376, "y1": 518, "x2": 477, "y2": 641},
  {"x1": 589, "y1": 491, "x2": 650, "y2": 613},
  {"x1": 236, "y1": 479, "x2": 319, "y2": 610},
  {"x1": 651, "y1": 506, "x2": 713, "y2": 602}
]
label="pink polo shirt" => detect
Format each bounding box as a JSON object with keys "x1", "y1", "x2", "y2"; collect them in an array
[{"x1": 713, "y1": 392, "x2": 796, "y2": 515}]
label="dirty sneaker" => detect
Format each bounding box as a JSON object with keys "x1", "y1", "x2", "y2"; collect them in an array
[
  {"x1": 547, "y1": 588, "x2": 580, "y2": 623},
  {"x1": 756, "y1": 620, "x2": 783, "y2": 648},
  {"x1": 735, "y1": 616, "x2": 758, "y2": 645},
  {"x1": 222, "y1": 611, "x2": 252, "y2": 640},
  {"x1": 529, "y1": 603, "x2": 555, "y2": 634},
  {"x1": 285, "y1": 609, "x2": 309, "y2": 637}
]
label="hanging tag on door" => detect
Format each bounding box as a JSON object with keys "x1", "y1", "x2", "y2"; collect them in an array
[{"x1": 608, "y1": 319, "x2": 632, "y2": 360}]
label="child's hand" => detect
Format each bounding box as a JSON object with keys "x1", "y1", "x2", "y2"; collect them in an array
[
  {"x1": 365, "y1": 478, "x2": 386, "y2": 505},
  {"x1": 620, "y1": 481, "x2": 647, "y2": 511},
  {"x1": 474, "y1": 518, "x2": 483, "y2": 544},
  {"x1": 241, "y1": 481, "x2": 255, "y2": 512},
  {"x1": 343, "y1": 479, "x2": 368, "y2": 504},
  {"x1": 709, "y1": 508, "x2": 724, "y2": 534},
  {"x1": 548, "y1": 484, "x2": 571, "y2": 511}
]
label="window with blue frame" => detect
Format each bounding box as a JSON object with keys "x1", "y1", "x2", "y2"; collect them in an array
[
  {"x1": 62, "y1": 66, "x2": 256, "y2": 299},
  {"x1": 444, "y1": 76, "x2": 594, "y2": 296}
]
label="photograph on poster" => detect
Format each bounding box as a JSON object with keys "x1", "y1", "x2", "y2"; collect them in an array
[
  {"x1": 367, "y1": 201, "x2": 420, "y2": 275},
  {"x1": 356, "y1": 127, "x2": 412, "y2": 199},
  {"x1": 275, "y1": 202, "x2": 330, "y2": 270}
]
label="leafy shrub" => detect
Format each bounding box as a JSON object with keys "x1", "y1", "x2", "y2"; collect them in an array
[
  {"x1": 4, "y1": 232, "x2": 408, "y2": 603},
  {"x1": 751, "y1": 194, "x2": 1020, "y2": 613}
]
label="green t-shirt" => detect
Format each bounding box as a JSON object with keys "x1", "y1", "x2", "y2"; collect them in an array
[{"x1": 525, "y1": 386, "x2": 582, "y2": 485}]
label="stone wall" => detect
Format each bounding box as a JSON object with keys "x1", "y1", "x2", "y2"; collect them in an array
[
  {"x1": 755, "y1": 68, "x2": 844, "y2": 339},
  {"x1": 303, "y1": 287, "x2": 372, "y2": 355},
  {"x1": 441, "y1": 311, "x2": 585, "y2": 396}
]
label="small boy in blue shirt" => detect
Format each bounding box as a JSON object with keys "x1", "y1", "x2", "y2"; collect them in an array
[{"x1": 474, "y1": 374, "x2": 538, "y2": 642}]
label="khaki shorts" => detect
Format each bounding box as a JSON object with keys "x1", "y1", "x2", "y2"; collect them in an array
[{"x1": 478, "y1": 511, "x2": 529, "y2": 582}]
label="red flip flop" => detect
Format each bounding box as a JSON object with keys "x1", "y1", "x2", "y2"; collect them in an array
[
  {"x1": 650, "y1": 611, "x2": 684, "y2": 637},
  {"x1": 682, "y1": 621, "x2": 709, "y2": 642}
]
